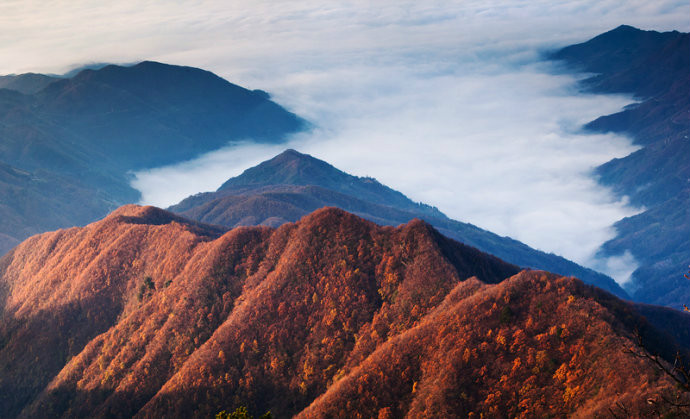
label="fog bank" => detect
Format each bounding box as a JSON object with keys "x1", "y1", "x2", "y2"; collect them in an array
[{"x1": 5, "y1": 0, "x2": 689, "y2": 284}]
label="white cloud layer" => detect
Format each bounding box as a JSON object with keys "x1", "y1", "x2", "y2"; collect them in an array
[{"x1": 3, "y1": 1, "x2": 689, "y2": 285}]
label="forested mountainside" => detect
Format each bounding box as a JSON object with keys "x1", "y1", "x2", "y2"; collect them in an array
[
  {"x1": 550, "y1": 25, "x2": 690, "y2": 308},
  {"x1": 1, "y1": 206, "x2": 688, "y2": 418},
  {"x1": 171, "y1": 149, "x2": 626, "y2": 297},
  {"x1": 0, "y1": 61, "x2": 304, "y2": 256},
  {"x1": 295, "y1": 272, "x2": 688, "y2": 419}
]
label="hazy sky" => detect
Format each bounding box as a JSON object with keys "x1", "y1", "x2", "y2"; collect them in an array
[{"x1": 2, "y1": 1, "x2": 688, "y2": 284}]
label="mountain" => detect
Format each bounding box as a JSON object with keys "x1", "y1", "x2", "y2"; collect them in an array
[
  {"x1": 0, "y1": 61, "x2": 305, "y2": 256},
  {"x1": 1, "y1": 205, "x2": 688, "y2": 418},
  {"x1": 0, "y1": 61, "x2": 305, "y2": 175},
  {"x1": 549, "y1": 25, "x2": 690, "y2": 308},
  {"x1": 1, "y1": 204, "x2": 517, "y2": 418},
  {"x1": 0, "y1": 160, "x2": 115, "y2": 251},
  {"x1": 216, "y1": 149, "x2": 442, "y2": 217},
  {"x1": 171, "y1": 149, "x2": 627, "y2": 298},
  {"x1": 60, "y1": 63, "x2": 114, "y2": 78},
  {"x1": 0, "y1": 73, "x2": 60, "y2": 94},
  {"x1": 296, "y1": 272, "x2": 688, "y2": 419},
  {"x1": 550, "y1": 25, "x2": 687, "y2": 99},
  {"x1": 33, "y1": 61, "x2": 305, "y2": 170}
]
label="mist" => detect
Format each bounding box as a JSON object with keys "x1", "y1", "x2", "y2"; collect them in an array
[
  {"x1": 132, "y1": 58, "x2": 640, "y2": 283},
  {"x1": 4, "y1": 1, "x2": 689, "y2": 285}
]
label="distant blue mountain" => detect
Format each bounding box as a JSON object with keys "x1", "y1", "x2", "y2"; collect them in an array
[
  {"x1": 550, "y1": 25, "x2": 690, "y2": 308},
  {"x1": 0, "y1": 73, "x2": 59, "y2": 94},
  {"x1": 36, "y1": 61, "x2": 306, "y2": 170},
  {"x1": 59, "y1": 62, "x2": 115, "y2": 78},
  {"x1": 0, "y1": 61, "x2": 306, "y2": 253}
]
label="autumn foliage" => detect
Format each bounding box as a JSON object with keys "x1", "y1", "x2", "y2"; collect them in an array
[
  {"x1": 297, "y1": 272, "x2": 689, "y2": 419},
  {"x1": 0, "y1": 205, "x2": 687, "y2": 418}
]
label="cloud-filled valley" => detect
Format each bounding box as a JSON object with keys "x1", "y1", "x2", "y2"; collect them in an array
[
  {"x1": 3, "y1": 0, "x2": 689, "y2": 284},
  {"x1": 133, "y1": 55, "x2": 641, "y2": 282}
]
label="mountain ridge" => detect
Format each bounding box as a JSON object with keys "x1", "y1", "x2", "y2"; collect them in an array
[
  {"x1": 171, "y1": 149, "x2": 628, "y2": 298},
  {"x1": 1, "y1": 204, "x2": 519, "y2": 418},
  {"x1": 0, "y1": 61, "x2": 306, "y2": 257},
  {"x1": 0, "y1": 205, "x2": 687, "y2": 418},
  {"x1": 0, "y1": 73, "x2": 60, "y2": 95},
  {"x1": 549, "y1": 25, "x2": 690, "y2": 308},
  {"x1": 217, "y1": 149, "x2": 444, "y2": 218}
]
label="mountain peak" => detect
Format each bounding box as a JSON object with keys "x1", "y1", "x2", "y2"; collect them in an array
[
  {"x1": 264, "y1": 148, "x2": 321, "y2": 169},
  {"x1": 105, "y1": 204, "x2": 226, "y2": 236},
  {"x1": 275, "y1": 148, "x2": 310, "y2": 160},
  {"x1": 107, "y1": 204, "x2": 177, "y2": 223},
  {"x1": 294, "y1": 206, "x2": 431, "y2": 235},
  {"x1": 67, "y1": 60, "x2": 228, "y2": 88},
  {"x1": 219, "y1": 149, "x2": 355, "y2": 190},
  {"x1": 216, "y1": 149, "x2": 445, "y2": 217},
  {"x1": 299, "y1": 206, "x2": 358, "y2": 224},
  {"x1": 0, "y1": 72, "x2": 59, "y2": 94},
  {"x1": 611, "y1": 24, "x2": 639, "y2": 32},
  {"x1": 548, "y1": 24, "x2": 685, "y2": 90}
]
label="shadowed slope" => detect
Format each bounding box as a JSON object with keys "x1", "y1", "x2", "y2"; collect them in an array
[
  {"x1": 0, "y1": 161, "x2": 115, "y2": 246},
  {"x1": 35, "y1": 62, "x2": 305, "y2": 170},
  {"x1": 550, "y1": 25, "x2": 687, "y2": 98}
]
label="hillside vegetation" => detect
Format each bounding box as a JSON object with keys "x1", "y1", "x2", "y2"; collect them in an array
[{"x1": 0, "y1": 206, "x2": 687, "y2": 418}]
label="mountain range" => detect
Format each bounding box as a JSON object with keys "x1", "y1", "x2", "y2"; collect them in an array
[
  {"x1": 0, "y1": 61, "x2": 305, "y2": 254},
  {"x1": 2, "y1": 25, "x2": 685, "y2": 309},
  {"x1": 0, "y1": 25, "x2": 689, "y2": 417},
  {"x1": 1, "y1": 205, "x2": 688, "y2": 418},
  {"x1": 170, "y1": 149, "x2": 626, "y2": 297},
  {"x1": 549, "y1": 25, "x2": 690, "y2": 308}
]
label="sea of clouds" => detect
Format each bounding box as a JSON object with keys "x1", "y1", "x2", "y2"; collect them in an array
[{"x1": 2, "y1": 0, "x2": 688, "y2": 285}]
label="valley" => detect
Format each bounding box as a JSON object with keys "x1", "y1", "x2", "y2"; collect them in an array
[{"x1": 0, "y1": 17, "x2": 688, "y2": 419}]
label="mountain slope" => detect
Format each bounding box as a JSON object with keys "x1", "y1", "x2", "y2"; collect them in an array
[
  {"x1": 34, "y1": 61, "x2": 305, "y2": 170},
  {"x1": 217, "y1": 149, "x2": 442, "y2": 218},
  {"x1": 0, "y1": 161, "x2": 118, "y2": 247},
  {"x1": 0, "y1": 61, "x2": 305, "y2": 176},
  {"x1": 296, "y1": 271, "x2": 687, "y2": 419},
  {"x1": 0, "y1": 61, "x2": 305, "y2": 256},
  {"x1": 549, "y1": 25, "x2": 690, "y2": 308},
  {"x1": 171, "y1": 149, "x2": 627, "y2": 298},
  {"x1": 0, "y1": 206, "x2": 687, "y2": 418},
  {"x1": 1, "y1": 205, "x2": 517, "y2": 418},
  {"x1": 550, "y1": 25, "x2": 687, "y2": 100}
]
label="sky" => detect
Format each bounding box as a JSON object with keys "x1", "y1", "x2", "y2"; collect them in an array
[{"x1": 1, "y1": 1, "x2": 688, "y2": 285}]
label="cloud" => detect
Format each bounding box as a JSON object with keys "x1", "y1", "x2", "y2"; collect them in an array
[
  {"x1": 589, "y1": 251, "x2": 639, "y2": 286},
  {"x1": 3, "y1": 1, "x2": 689, "y2": 285},
  {"x1": 1, "y1": 1, "x2": 687, "y2": 75},
  {"x1": 256, "y1": 61, "x2": 643, "y2": 270},
  {"x1": 131, "y1": 141, "x2": 290, "y2": 206}
]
